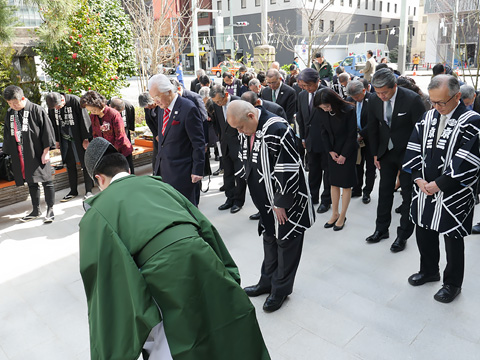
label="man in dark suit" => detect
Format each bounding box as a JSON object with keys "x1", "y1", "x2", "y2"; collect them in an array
[
  {"x1": 296, "y1": 68, "x2": 331, "y2": 213},
  {"x1": 195, "y1": 74, "x2": 212, "y2": 93},
  {"x1": 148, "y1": 74, "x2": 205, "y2": 206},
  {"x1": 459, "y1": 84, "x2": 480, "y2": 112},
  {"x1": 261, "y1": 69, "x2": 297, "y2": 125},
  {"x1": 366, "y1": 69, "x2": 426, "y2": 252},
  {"x1": 190, "y1": 69, "x2": 206, "y2": 93},
  {"x1": 346, "y1": 80, "x2": 376, "y2": 204},
  {"x1": 138, "y1": 92, "x2": 159, "y2": 172},
  {"x1": 241, "y1": 91, "x2": 287, "y2": 119},
  {"x1": 210, "y1": 85, "x2": 246, "y2": 213}
]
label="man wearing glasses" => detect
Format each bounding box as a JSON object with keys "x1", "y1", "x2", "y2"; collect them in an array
[
  {"x1": 261, "y1": 69, "x2": 297, "y2": 126},
  {"x1": 366, "y1": 69, "x2": 427, "y2": 252},
  {"x1": 403, "y1": 75, "x2": 480, "y2": 303}
]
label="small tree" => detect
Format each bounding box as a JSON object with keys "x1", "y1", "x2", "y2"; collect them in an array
[{"x1": 36, "y1": 0, "x2": 136, "y2": 98}]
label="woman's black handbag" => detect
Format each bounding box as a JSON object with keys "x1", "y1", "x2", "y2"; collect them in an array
[{"x1": 0, "y1": 153, "x2": 15, "y2": 181}]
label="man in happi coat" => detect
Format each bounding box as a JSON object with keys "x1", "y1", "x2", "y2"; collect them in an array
[
  {"x1": 45, "y1": 92, "x2": 93, "y2": 201},
  {"x1": 2, "y1": 85, "x2": 56, "y2": 222},
  {"x1": 79, "y1": 137, "x2": 270, "y2": 360},
  {"x1": 227, "y1": 101, "x2": 315, "y2": 312},
  {"x1": 403, "y1": 75, "x2": 480, "y2": 303}
]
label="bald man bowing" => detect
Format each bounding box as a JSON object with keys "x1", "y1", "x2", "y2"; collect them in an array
[{"x1": 227, "y1": 101, "x2": 315, "y2": 312}]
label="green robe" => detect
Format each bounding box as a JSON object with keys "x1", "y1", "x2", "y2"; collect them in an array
[{"x1": 79, "y1": 175, "x2": 270, "y2": 360}]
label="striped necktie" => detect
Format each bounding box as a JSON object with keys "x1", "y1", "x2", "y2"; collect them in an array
[{"x1": 161, "y1": 108, "x2": 171, "y2": 136}]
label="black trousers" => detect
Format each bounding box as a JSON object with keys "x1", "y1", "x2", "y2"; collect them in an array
[
  {"x1": 415, "y1": 225, "x2": 465, "y2": 287},
  {"x1": 353, "y1": 145, "x2": 376, "y2": 196},
  {"x1": 65, "y1": 143, "x2": 93, "y2": 195},
  {"x1": 28, "y1": 181, "x2": 55, "y2": 210},
  {"x1": 375, "y1": 151, "x2": 414, "y2": 239},
  {"x1": 126, "y1": 154, "x2": 135, "y2": 175},
  {"x1": 222, "y1": 149, "x2": 246, "y2": 207},
  {"x1": 259, "y1": 232, "x2": 305, "y2": 296},
  {"x1": 308, "y1": 151, "x2": 331, "y2": 205}
]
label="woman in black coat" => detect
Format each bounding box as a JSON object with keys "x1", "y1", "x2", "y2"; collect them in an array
[{"x1": 314, "y1": 88, "x2": 358, "y2": 231}]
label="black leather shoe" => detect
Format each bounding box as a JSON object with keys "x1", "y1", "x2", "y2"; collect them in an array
[
  {"x1": 408, "y1": 272, "x2": 441, "y2": 286},
  {"x1": 249, "y1": 212, "x2": 261, "y2": 220},
  {"x1": 218, "y1": 202, "x2": 233, "y2": 210},
  {"x1": 244, "y1": 284, "x2": 271, "y2": 297},
  {"x1": 362, "y1": 194, "x2": 371, "y2": 204},
  {"x1": 472, "y1": 223, "x2": 480, "y2": 234},
  {"x1": 230, "y1": 205, "x2": 242, "y2": 213},
  {"x1": 333, "y1": 217, "x2": 346, "y2": 231},
  {"x1": 213, "y1": 168, "x2": 224, "y2": 176},
  {"x1": 324, "y1": 217, "x2": 339, "y2": 228},
  {"x1": 434, "y1": 284, "x2": 461, "y2": 303},
  {"x1": 390, "y1": 237, "x2": 407, "y2": 252},
  {"x1": 317, "y1": 203, "x2": 330, "y2": 213},
  {"x1": 219, "y1": 185, "x2": 225, "y2": 192},
  {"x1": 395, "y1": 205, "x2": 402, "y2": 214},
  {"x1": 263, "y1": 293, "x2": 287, "y2": 312},
  {"x1": 366, "y1": 231, "x2": 389, "y2": 243}
]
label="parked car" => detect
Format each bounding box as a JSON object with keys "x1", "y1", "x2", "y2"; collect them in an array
[
  {"x1": 210, "y1": 61, "x2": 241, "y2": 77},
  {"x1": 334, "y1": 54, "x2": 367, "y2": 77}
]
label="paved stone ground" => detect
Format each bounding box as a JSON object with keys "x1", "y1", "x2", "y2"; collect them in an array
[{"x1": 1, "y1": 160, "x2": 480, "y2": 359}]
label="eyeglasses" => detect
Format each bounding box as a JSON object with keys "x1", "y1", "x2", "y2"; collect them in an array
[{"x1": 428, "y1": 93, "x2": 458, "y2": 107}]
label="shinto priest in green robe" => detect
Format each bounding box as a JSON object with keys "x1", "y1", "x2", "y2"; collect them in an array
[{"x1": 79, "y1": 138, "x2": 270, "y2": 360}]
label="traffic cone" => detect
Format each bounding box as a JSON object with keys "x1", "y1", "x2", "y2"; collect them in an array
[
  {"x1": 456, "y1": 67, "x2": 460, "y2": 76},
  {"x1": 412, "y1": 69, "x2": 417, "y2": 76}
]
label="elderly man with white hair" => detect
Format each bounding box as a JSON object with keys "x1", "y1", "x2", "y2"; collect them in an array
[
  {"x1": 459, "y1": 84, "x2": 480, "y2": 112},
  {"x1": 148, "y1": 74, "x2": 205, "y2": 206}
]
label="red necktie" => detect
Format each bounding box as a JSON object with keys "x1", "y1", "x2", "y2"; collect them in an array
[{"x1": 161, "y1": 108, "x2": 171, "y2": 136}]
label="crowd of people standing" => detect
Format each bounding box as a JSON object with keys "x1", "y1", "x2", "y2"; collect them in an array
[{"x1": 3, "y1": 49, "x2": 480, "y2": 358}]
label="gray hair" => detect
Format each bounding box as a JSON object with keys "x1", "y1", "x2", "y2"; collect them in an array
[
  {"x1": 109, "y1": 98, "x2": 125, "y2": 112},
  {"x1": 138, "y1": 92, "x2": 155, "y2": 107},
  {"x1": 346, "y1": 80, "x2": 365, "y2": 96},
  {"x1": 428, "y1": 74, "x2": 460, "y2": 97},
  {"x1": 198, "y1": 87, "x2": 210, "y2": 100},
  {"x1": 266, "y1": 69, "x2": 280, "y2": 79},
  {"x1": 196, "y1": 69, "x2": 206, "y2": 77},
  {"x1": 279, "y1": 69, "x2": 287, "y2": 79},
  {"x1": 339, "y1": 73, "x2": 350, "y2": 83},
  {"x1": 45, "y1": 92, "x2": 63, "y2": 109},
  {"x1": 249, "y1": 78, "x2": 260, "y2": 87},
  {"x1": 460, "y1": 84, "x2": 476, "y2": 100},
  {"x1": 3, "y1": 85, "x2": 24, "y2": 101},
  {"x1": 371, "y1": 68, "x2": 397, "y2": 89},
  {"x1": 209, "y1": 84, "x2": 226, "y2": 98}
]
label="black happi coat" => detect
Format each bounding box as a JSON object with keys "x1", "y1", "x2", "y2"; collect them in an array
[
  {"x1": 403, "y1": 103, "x2": 480, "y2": 239},
  {"x1": 48, "y1": 94, "x2": 91, "y2": 166},
  {"x1": 237, "y1": 108, "x2": 315, "y2": 241},
  {"x1": 3, "y1": 100, "x2": 56, "y2": 186}
]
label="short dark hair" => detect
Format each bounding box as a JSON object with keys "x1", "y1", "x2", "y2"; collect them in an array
[
  {"x1": 289, "y1": 64, "x2": 297, "y2": 71},
  {"x1": 238, "y1": 65, "x2": 247, "y2": 73},
  {"x1": 375, "y1": 63, "x2": 388, "y2": 71},
  {"x1": 367, "y1": 50, "x2": 373, "y2": 56},
  {"x1": 335, "y1": 66, "x2": 344, "y2": 75},
  {"x1": 199, "y1": 75, "x2": 210, "y2": 86},
  {"x1": 3, "y1": 85, "x2": 23, "y2": 101},
  {"x1": 257, "y1": 71, "x2": 266, "y2": 84},
  {"x1": 109, "y1": 98, "x2": 125, "y2": 112},
  {"x1": 298, "y1": 68, "x2": 319, "y2": 84},
  {"x1": 241, "y1": 91, "x2": 258, "y2": 106},
  {"x1": 45, "y1": 92, "x2": 63, "y2": 109},
  {"x1": 210, "y1": 84, "x2": 226, "y2": 98},
  {"x1": 432, "y1": 63, "x2": 445, "y2": 76},
  {"x1": 314, "y1": 52, "x2": 323, "y2": 59},
  {"x1": 242, "y1": 72, "x2": 255, "y2": 86},
  {"x1": 223, "y1": 71, "x2": 233, "y2": 79},
  {"x1": 94, "y1": 152, "x2": 130, "y2": 178},
  {"x1": 80, "y1": 90, "x2": 107, "y2": 109},
  {"x1": 360, "y1": 78, "x2": 370, "y2": 89}
]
